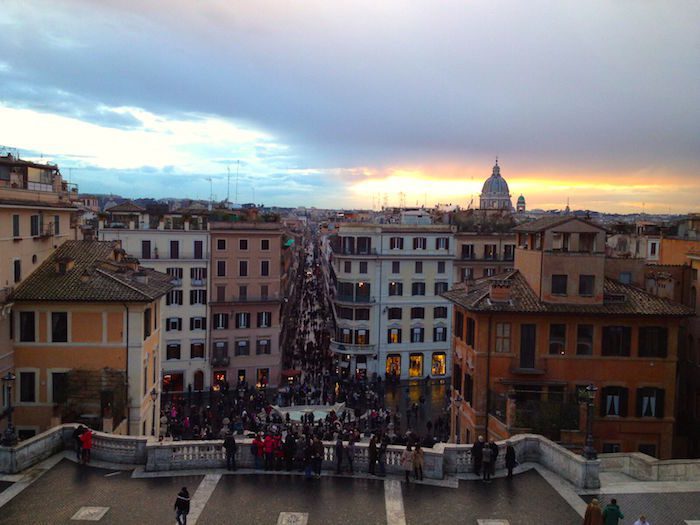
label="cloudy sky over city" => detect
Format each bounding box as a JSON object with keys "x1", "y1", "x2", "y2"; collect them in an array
[{"x1": 1, "y1": 1, "x2": 698, "y2": 212}]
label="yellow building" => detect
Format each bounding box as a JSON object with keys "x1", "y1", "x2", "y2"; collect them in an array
[{"x1": 9, "y1": 241, "x2": 172, "y2": 438}]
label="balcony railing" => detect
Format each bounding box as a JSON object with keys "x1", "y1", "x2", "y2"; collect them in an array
[{"x1": 329, "y1": 340, "x2": 376, "y2": 355}]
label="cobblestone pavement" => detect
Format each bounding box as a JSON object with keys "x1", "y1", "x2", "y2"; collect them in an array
[{"x1": 583, "y1": 492, "x2": 700, "y2": 525}]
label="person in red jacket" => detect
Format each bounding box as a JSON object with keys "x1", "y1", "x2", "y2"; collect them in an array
[
  {"x1": 273, "y1": 434, "x2": 284, "y2": 470},
  {"x1": 79, "y1": 428, "x2": 93, "y2": 464},
  {"x1": 263, "y1": 434, "x2": 274, "y2": 471},
  {"x1": 252, "y1": 434, "x2": 264, "y2": 470}
]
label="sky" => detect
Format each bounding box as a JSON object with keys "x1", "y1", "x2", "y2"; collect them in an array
[{"x1": 1, "y1": 1, "x2": 699, "y2": 213}]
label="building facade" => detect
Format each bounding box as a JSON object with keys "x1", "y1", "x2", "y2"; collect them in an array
[
  {"x1": 99, "y1": 204, "x2": 211, "y2": 394},
  {"x1": 453, "y1": 231, "x2": 516, "y2": 283},
  {"x1": 445, "y1": 216, "x2": 692, "y2": 459},
  {"x1": 9, "y1": 241, "x2": 171, "y2": 437},
  {"x1": 329, "y1": 219, "x2": 455, "y2": 380}
]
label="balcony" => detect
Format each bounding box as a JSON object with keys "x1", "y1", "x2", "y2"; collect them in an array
[
  {"x1": 329, "y1": 340, "x2": 376, "y2": 355},
  {"x1": 191, "y1": 279, "x2": 206, "y2": 287}
]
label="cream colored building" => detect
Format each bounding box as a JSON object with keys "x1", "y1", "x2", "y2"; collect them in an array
[{"x1": 98, "y1": 204, "x2": 211, "y2": 394}]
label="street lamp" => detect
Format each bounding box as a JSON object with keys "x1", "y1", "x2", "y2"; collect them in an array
[
  {"x1": 580, "y1": 383, "x2": 598, "y2": 460},
  {"x1": 150, "y1": 388, "x2": 158, "y2": 437},
  {"x1": 2, "y1": 372, "x2": 17, "y2": 447}
]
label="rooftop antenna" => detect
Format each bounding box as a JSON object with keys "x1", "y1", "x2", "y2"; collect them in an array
[
  {"x1": 235, "y1": 160, "x2": 240, "y2": 205},
  {"x1": 207, "y1": 177, "x2": 213, "y2": 211},
  {"x1": 227, "y1": 166, "x2": 231, "y2": 202}
]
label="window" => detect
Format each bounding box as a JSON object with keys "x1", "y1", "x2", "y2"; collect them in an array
[
  {"x1": 141, "y1": 240, "x2": 152, "y2": 259},
  {"x1": 436, "y1": 237, "x2": 449, "y2": 250},
  {"x1": 411, "y1": 307, "x2": 425, "y2": 319},
  {"x1": 166, "y1": 267, "x2": 183, "y2": 282},
  {"x1": 466, "y1": 318, "x2": 475, "y2": 346},
  {"x1": 13, "y1": 260, "x2": 21, "y2": 283},
  {"x1": 638, "y1": 327, "x2": 668, "y2": 358},
  {"x1": 12, "y1": 214, "x2": 20, "y2": 237},
  {"x1": 261, "y1": 239, "x2": 270, "y2": 250},
  {"x1": 355, "y1": 308, "x2": 370, "y2": 321},
  {"x1": 235, "y1": 312, "x2": 251, "y2": 329},
  {"x1": 619, "y1": 272, "x2": 632, "y2": 285},
  {"x1": 431, "y1": 352, "x2": 446, "y2": 375},
  {"x1": 388, "y1": 308, "x2": 402, "y2": 320},
  {"x1": 166, "y1": 317, "x2": 182, "y2": 331},
  {"x1": 19, "y1": 371, "x2": 36, "y2": 403},
  {"x1": 461, "y1": 244, "x2": 475, "y2": 260},
  {"x1": 504, "y1": 245, "x2": 515, "y2": 261},
  {"x1": 30, "y1": 215, "x2": 40, "y2": 236},
  {"x1": 602, "y1": 326, "x2": 631, "y2": 356},
  {"x1": 355, "y1": 329, "x2": 369, "y2": 345},
  {"x1": 434, "y1": 306, "x2": 447, "y2": 319},
  {"x1": 484, "y1": 244, "x2": 497, "y2": 260},
  {"x1": 190, "y1": 290, "x2": 207, "y2": 305},
  {"x1": 54, "y1": 215, "x2": 60, "y2": 236},
  {"x1": 437, "y1": 261, "x2": 446, "y2": 274},
  {"x1": 483, "y1": 268, "x2": 496, "y2": 277},
  {"x1": 217, "y1": 239, "x2": 226, "y2": 250},
  {"x1": 190, "y1": 317, "x2": 206, "y2": 330},
  {"x1": 359, "y1": 261, "x2": 368, "y2": 274},
  {"x1": 213, "y1": 313, "x2": 229, "y2": 330},
  {"x1": 390, "y1": 237, "x2": 404, "y2": 250},
  {"x1": 261, "y1": 260, "x2": 270, "y2": 277},
  {"x1": 235, "y1": 340, "x2": 250, "y2": 356},
  {"x1": 413, "y1": 237, "x2": 427, "y2": 250},
  {"x1": 551, "y1": 274, "x2": 568, "y2": 295},
  {"x1": 576, "y1": 325, "x2": 594, "y2": 355},
  {"x1": 213, "y1": 341, "x2": 229, "y2": 358},
  {"x1": 454, "y1": 311, "x2": 464, "y2": 340},
  {"x1": 602, "y1": 443, "x2": 621, "y2": 454},
  {"x1": 194, "y1": 240, "x2": 203, "y2": 259},
  {"x1": 191, "y1": 343, "x2": 205, "y2": 359},
  {"x1": 386, "y1": 355, "x2": 401, "y2": 376},
  {"x1": 434, "y1": 282, "x2": 448, "y2": 295},
  {"x1": 355, "y1": 282, "x2": 370, "y2": 301},
  {"x1": 387, "y1": 328, "x2": 402, "y2": 344},
  {"x1": 495, "y1": 322, "x2": 511, "y2": 353},
  {"x1": 166, "y1": 290, "x2": 183, "y2": 305},
  {"x1": 170, "y1": 240, "x2": 180, "y2": 259},
  {"x1": 357, "y1": 237, "x2": 372, "y2": 254},
  {"x1": 411, "y1": 282, "x2": 426, "y2": 296},
  {"x1": 239, "y1": 260, "x2": 248, "y2": 277},
  {"x1": 519, "y1": 324, "x2": 537, "y2": 368},
  {"x1": 256, "y1": 339, "x2": 271, "y2": 355},
  {"x1": 261, "y1": 285, "x2": 269, "y2": 299},
  {"x1": 409, "y1": 354, "x2": 424, "y2": 377},
  {"x1": 650, "y1": 242, "x2": 658, "y2": 256},
  {"x1": 601, "y1": 386, "x2": 628, "y2": 417},
  {"x1": 462, "y1": 267, "x2": 474, "y2": 281},
  {"x1": 257, "y1": 311, "x2": 272, "y2": 328},
  {"x1": 579, "y1": 275, "x2": 595, "y2": 296},
  {"x1": 216, "y1": 260, "x2": 227, "y2": 277},
  {"x1": 388, "y1": 281, "x2": 403, "y2": 296},
  {"x1": 216, "y1": 286, "x2": 226, "y2": 302},
  {"x1": 143, "y1": 308, "x2": 152, "y2": 340},
  {"x1": 411, "y1": 327, "x2": 425, "y2": 343},
  {"x1": 339, "y1": 307, "x2": 353, "y2": 320},
  {"x1": 549, "y1": 324, "x2": 566, "y2": 355},
  {"x1": 392, "y1": 261, "x2": 400, "y2": 274},
  {"x1": 338, "y1": 328, "x2": 352, "y2": 343},
  {"x1": 166, "y1": 343, "x2": 181, "y2": 360},
  {"x1": 579, "y1": 233, "x2": 596, "y2": 253},
  {"x1": 343, "y1": 261, "x2": 351, "y2": 273},
  {"x1": 191, "y1": 267, "x2": 207, "y2": 282},
  {"x1": 433, "y1": 326, "x2": 447, "y2": 342},
  {"x1": 415, "y1": 261, "x2": 423, "y2": 274},
  {"x1": 239, "y1": 285, "x2": 247, "y2": 300},
  {"x1": 239, "y1": 239, "x2": 248, "y2": 250},
  {"x1": 51, "y1": 372, "x2": 68, "y2": 404},
  {"x1": 637, "y1": 388, "x2": 665, "y2": 418}
]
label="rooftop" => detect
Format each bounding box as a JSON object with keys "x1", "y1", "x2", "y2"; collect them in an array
[
  {"x1": 513, "y1": 215, "x2": 606, "y2": 233},
  {"x1": 11, "y1": 240, "x2": 173, "y2": 303}
]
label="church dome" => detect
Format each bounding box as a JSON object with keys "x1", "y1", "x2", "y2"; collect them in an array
[
  {"x1": 481, "y1": 162, "x2": 510, "y2": 196},
  {"x1": 517, "y1": 194, "x2": 525, "y2": 204}
]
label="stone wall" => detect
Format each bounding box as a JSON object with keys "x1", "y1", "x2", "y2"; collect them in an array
[{"x1": 600, "y1": 452, "x2": 700, "y2": 481}]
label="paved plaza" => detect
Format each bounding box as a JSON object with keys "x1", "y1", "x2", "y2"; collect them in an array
[{"x1": 2, "y1": 454, "x2": 700, "y2": 524}]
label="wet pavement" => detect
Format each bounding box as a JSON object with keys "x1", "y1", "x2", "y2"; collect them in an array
[{"x1": 582, "y1": 492, "x2": 700, "y2": 525}]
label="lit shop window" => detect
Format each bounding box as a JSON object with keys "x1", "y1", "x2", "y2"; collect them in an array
[{"x1": 431, "y1": 352, "x2": 446, "y2": 375}]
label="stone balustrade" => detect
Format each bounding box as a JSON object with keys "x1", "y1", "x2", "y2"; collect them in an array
[
  {"x1": 1, "y1": 425, "x2": 600, "y2": 488},
  {"x1": 600, "y1": 452, "x2": 700, "y2": 482}
]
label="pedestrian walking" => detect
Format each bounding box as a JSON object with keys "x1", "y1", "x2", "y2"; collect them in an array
[
  {"x1": 505, "y1": 441, "x2": 517, "y2": 479},
  {"x1": 633, "y1": 516, "x2": 650, "y2": 525},
  {"x1": 174, "y1": 487, "x2": 190, "y2": 525},
  {"x1": 481, "y1": 444, "x2": 493, "y2": 482},
  {"x1": 223, "y1": 431, "x2": 237, "y2": 471},
  {"x1": 602, "y1": 499, "x2": 624, "y2": 525},
  {"x1": 472, "y1": 435, "x2": 485, "y2": 476},
  {"x1": 413, "y1": 443, "x2": 424, "y2": 481},
  {"x1": 312, "y1": 437, "x2": 323, "y2": 479},
  {"x1": 583, "y1": 498, "x2": 604, "y2": 525},
  {"x1": 79, "y1": 428, "x2": 93, "y2": 465},
  {"x1": 335, "y1": 436, "x2": 344, "y2": 474},
  {"x1": 400, "y1": 444, "x2": 414, "y2": 484}
]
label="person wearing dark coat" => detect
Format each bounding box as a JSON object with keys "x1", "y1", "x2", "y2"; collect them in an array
[
  {"x1": 505, "y1": 441, "x2": 517, "y2": 479},
  {"x1": 488, "y1": 440, "x2": 499, "y2": 476},
  {"x1": 223, "y1": 432, "x2": 237, "y2": 471},
  {"x1": 72, "y1": 425, "x2": 86, "y2": 461},
  {"x1": 368, "y1": 435, "x2": 378, "y2": 475},
  {"x1": 335, "y1": 436, "x2": 344, "y2": 474},
  {"x1": 602, "y1": 499, "x2": 624, "y2": 525},
  {"x1": 472, "y1": 436, "x2": 485, "y2": 476},
  {"x1": 174, "y1": 487, "x2": 190, "y2": 525}
]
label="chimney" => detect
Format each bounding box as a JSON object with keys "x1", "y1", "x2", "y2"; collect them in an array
[
  {"x1": 55, "y1": 257, "x2": 75, "y2": 275},
  {"x1": 133, "y1": 271, "x2": 149, "y2": 285},
  {"x1": 489, "y1": 279, "x2": 512, "y2": 303}
]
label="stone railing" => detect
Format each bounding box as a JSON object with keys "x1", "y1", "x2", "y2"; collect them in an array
[
  {"x1": 1, "y1": 427, "x2": 599, "y2": 488},
  {"x1": 600, "y1": 452, "x2": 700, "y2": 482}
]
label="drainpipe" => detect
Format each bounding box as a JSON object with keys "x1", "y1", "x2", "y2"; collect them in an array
[
  {"x1": 122, "y1": 303, "x2": 130, "y2": 435},
  {"x1": 484, "y1": 315, "x2": 493, "y2": 440}
]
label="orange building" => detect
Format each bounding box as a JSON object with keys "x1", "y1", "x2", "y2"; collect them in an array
[
  {"x1": 9, "y1": 241, "x2": 172, "y2": 438},
  {"x1": 444, "y1": 216, "x2": 693, "y2": 459}
]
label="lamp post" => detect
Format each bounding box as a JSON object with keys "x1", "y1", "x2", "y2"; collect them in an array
[
  {"x1": 581, "y1": 383, "x2": 598, "y2": 460},
  {"x1": 2, "y1": 372, "x2": 18, "y2": 447},
  {"x1": 150, "y1": 388, "x2": 158, "y2": 437}
]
